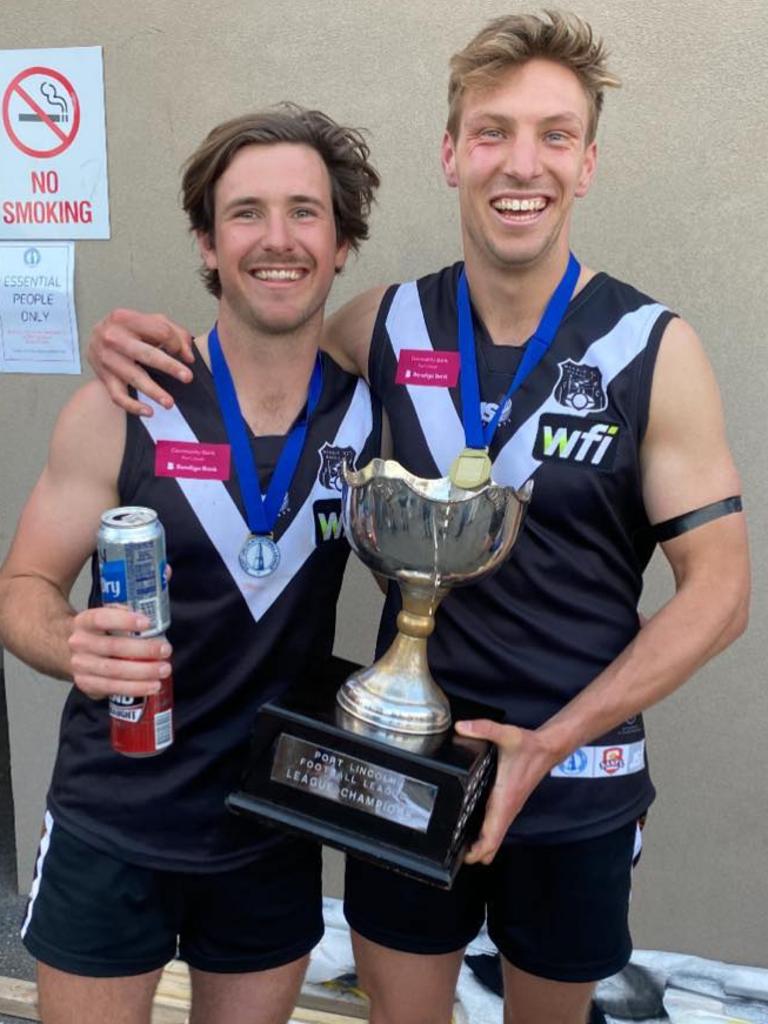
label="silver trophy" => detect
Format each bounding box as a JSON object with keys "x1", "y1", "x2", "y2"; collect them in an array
[
  {"x1": 229, "y1": 458, "x2": 532, "y2": 888},
  {"x1": 338, "y1": 458, "x2": 531, "y2": 735}
]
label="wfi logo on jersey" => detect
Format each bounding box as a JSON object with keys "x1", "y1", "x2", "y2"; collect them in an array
[
  {"x1": 534, "y1": 414, "x2": 620, "y2": 470},
  {"x1": 318, "y1": 443, "x2": 356, "y2": 491},
  {"x1": 314, "y1": 499, "x2": 344, "y2": 544},
  {"x1": 554, "y1": 360, "x2": 607, "y2": 413}
]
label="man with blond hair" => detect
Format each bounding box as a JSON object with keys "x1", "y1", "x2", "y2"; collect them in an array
[
  {"x1": 87, "y1": 11, "x2": 748, "y2": 1024},
  {"x1": 0, "y1": 106, "x2": 380, "y2": 1024}
]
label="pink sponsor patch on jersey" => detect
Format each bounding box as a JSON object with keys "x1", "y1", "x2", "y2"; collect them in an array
[
  {"x1": 155, "y1": 441, "x2": 231, "y2": 481},
  {"x1": 395, "y1": 349, "x2": 460, "y2": 388}
]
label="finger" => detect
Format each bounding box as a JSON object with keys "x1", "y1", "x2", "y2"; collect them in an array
[
  {"x1": 74, "y1": 674, "x2": 163, "y2": 701},
  {"x1": 71, "y1": 606, "x2": 150, "y2": 635},
  {"x1": 463, "y1": 813, "x2": 505, "y2": 865},
  {"x1": 103, "y1": 377, "x2": 152, "y2": 418},
  {"x1": 105, "y1": 332, "x2": 193, "y2": 383},
  {"x1": 69, "y1": 630, "x2": 171, "y2": 661},
  {"x1": 100, "y1": 350, "x2": 179, "y2": 410},
  {"x1": 71, "y1": 651, "x2": 171, "y2": 683},
  {"x1": 111, "y1": 310, "x2": 195, "y2": 365},
  {"x1": 455, "y1": 718, "x2": 508, "y2": 745}
]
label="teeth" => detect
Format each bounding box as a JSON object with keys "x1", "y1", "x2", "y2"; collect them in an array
[
  {"x1": 493, "y1": 197, "x2": 547, "y2": 212},
  {"x1": 253, "y1": 269, "x2": 303, "y2": 281}
]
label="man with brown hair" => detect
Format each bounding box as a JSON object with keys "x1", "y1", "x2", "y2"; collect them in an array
[
  {"x1": 88, "y1": 11, "x2": 748, "y2": 1024},
  {"x1": 0, "y1": 106, "x2": 380, "y2": 1024}
]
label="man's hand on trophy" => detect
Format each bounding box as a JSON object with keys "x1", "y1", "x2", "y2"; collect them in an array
[
  {"x1": 68, "y1": 606, "x2": 173, "y2": 700},
  {"x1": 87, "y1": 308, "x2": 195, "y2": 417},
  {"x1": 455, "y1": 719, "x2": 555, "y2": 865}
]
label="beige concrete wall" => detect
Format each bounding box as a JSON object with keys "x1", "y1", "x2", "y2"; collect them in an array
[{"x1": 1, "y1": 0, "x2": 766, "y2": 964}]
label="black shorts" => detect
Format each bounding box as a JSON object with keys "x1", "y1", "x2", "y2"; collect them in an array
[
  {"x1": 21, "y1": 812, "x2": 323, "y2": 978},
  {"x1": 344, "y1": 819, "x2": 641, "y2": 983}
]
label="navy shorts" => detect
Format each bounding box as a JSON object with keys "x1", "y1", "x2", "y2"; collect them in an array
[
  {"x1": 21, "y1": 812, "x2": 324, "y2": 977},
  {"x1": 344, "y1": 819, "x2": 641, "y2": 983}
]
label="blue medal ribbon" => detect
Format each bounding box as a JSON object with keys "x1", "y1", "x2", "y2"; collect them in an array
[
  {"x1": 208, "y1": 324, "x2": 323, "y2": 537},
  {"x1": 457, "y1": 252, "x2": 581, "y2": 451}
]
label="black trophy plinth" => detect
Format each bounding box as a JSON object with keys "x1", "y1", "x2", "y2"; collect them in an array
[{"x1": 227, "y1": 657, "x2": 498, "y2": 888}]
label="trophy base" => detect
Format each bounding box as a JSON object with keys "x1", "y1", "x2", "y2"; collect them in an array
[{"x1": 228, "y1": 657, "x2": 498, "y2": 889}]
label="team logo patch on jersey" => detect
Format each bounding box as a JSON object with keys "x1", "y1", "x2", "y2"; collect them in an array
[
  {"x1": 556, "y1": 749, "x2": 590, "y2": 776},
  {"x1": 600, "y1": 747, "x2": 625, "y2": 775},
  {"x1": 534, "y1": 414, "x2": 620, "y2": 470},
  {"x1": 314, "y1": 499, "x2": 344, "y2": 544},
  {"x1": 550, "y1": 740, "x2": 645, "y2": 779},
  {"x1": 318, "y1": 443, "x2": 356, "y2": 491},
  {"x1": 554, "y1": 360, "x2": 607, "y2": 413}
]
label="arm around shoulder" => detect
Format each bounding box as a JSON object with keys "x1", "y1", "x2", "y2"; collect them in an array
[{"x1": 322, "y1": 285, "x2": 388, "y2": 379}]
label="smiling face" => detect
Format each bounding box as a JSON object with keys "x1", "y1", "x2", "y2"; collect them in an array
[
  {"x1": 198, "y1": 142, "x2": 348, "y2": 337},
  {"x1": 442, "y1": 58, "x2": 597, "y2": 276}
]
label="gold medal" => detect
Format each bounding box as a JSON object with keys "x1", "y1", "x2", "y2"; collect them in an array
[{"x1": 449, "y1": 448, "x2": 492, "y2": 489}]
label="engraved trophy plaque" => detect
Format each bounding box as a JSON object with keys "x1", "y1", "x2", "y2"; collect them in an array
[{"x1": 228, "y1": 459, "x2": 531, "y2": 887}]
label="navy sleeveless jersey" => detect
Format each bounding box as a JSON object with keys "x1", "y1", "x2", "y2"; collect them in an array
[
  {"x1": 47, "y1": 350, "x2": 380, "y2": 871},
  {"x1": 370, "y1": 264, "x2": 675, "y2": 843}
]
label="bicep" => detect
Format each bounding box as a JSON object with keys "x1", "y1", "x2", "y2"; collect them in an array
[
  {"x1": 641, "y1": 318, "x2": 741, "y2": 526},
  {"x1": 1, "y1": 383, "x2": 124, "y2": 596}
]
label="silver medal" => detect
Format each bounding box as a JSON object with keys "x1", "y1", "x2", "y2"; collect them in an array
[{"x1": 239, "y1": 534, "x2": 281, "y2": 577}]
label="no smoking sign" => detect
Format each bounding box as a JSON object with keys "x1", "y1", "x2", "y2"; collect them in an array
[
  {"x1": 2, "y1": 66, "x2": 81, "y2": 159},
  {"x1": 0, "y1": 47, "x2": 109, "y2": 239}
]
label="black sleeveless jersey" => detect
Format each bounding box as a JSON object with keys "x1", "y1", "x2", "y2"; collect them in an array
[
  {"x1": 47, "y1": 350, "x2": 380, "y2": 871},
  {"x1": 370, "y1": 264, "x2": 675, "y2": 843}
]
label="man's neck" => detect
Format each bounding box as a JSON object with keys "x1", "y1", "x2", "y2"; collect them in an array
[
  {"x1": 198, "y1": 309, "x2": 321, "y2": 436},
  {"x1": 463, "y1": 245, "x2": 592, "y2": 346}
]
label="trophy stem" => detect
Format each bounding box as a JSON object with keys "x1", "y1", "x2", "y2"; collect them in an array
[{"x1": 336, "y1": 586, "x2": 451, "y2": 735}]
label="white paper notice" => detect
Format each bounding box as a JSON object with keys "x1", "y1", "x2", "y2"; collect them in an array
[{"x1": 0, "y1": 242, "x2": 80, "y2": 374}]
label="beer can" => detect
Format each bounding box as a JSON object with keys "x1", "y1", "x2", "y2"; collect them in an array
[
  {"x1": 109, "y1": 648, "x2": 174, "y2": 758},
  {"x1": 97, "y1": 506, "x2": 173, "y2": 756},
  {"x1": 97, "y1": 506, "x2": 171, "y2": 637}
]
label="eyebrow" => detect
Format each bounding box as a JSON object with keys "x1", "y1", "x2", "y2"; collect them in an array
[
  {"x1": 466, "y1": 110, "x2": 585, "y2": 132},
  {"x1": 223, "y1": 193, "x2": 328, "y2": 213},
  {"x1": 539, "y1": 112, "x2": 585, "y2": 131}
]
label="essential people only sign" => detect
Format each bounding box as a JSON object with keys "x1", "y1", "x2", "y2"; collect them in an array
[
  {"x1": 0, "y1": 242, "x2": 80, "y2": 374},
  {"x1": 0, "y1": 47, "x2": 109, "y2": 239}
]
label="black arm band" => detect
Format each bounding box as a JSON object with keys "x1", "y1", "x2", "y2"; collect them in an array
[{"x1": 652, "y1": 496, "x2": 743, "y2": 543}]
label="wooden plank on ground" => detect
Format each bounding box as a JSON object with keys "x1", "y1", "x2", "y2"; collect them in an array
[
  {"x1": 0, "y1": 975, "x2": 38, "y2": 1021},
  {"x1": 156, "y1": 960, "x2": 368, "y2": 1022},
  {"x1": 0, "y1": 974, "x2": 187, "y2": 1024},
  {"x1": 0, "y1": 967, "x2": 366, "y2": 1024}
]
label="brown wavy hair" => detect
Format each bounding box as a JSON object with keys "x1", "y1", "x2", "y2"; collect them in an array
[{"x1": 182, "y1": 104, "x2": 380, "y2": 297}]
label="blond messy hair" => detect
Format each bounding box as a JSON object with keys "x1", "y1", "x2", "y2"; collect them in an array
[{"x1": 447, "y1": 10, "x2": 621, "y2": 143}]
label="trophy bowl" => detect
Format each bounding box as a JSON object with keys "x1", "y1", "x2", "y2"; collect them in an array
[{"x1": 337, "y1": 459, "x2": 532, "y2": 735}]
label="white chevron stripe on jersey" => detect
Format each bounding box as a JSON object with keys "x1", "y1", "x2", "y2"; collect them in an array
[
  {"x1": 386, "y1": 280, "x2": 464, "y2": 472},
  {"x1": 493, "y1": 302, "x2": 666, "y2": 489},
  {"x1": 139, "y1": 378, "x2": 372, "y2": 623}
]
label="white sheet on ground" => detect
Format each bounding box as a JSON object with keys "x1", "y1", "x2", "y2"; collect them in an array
[{"x1": 304, "y1": 898, "x2": 768, "y2": 1024}]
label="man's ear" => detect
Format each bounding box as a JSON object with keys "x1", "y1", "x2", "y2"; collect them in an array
[
  {"x1": 575, "y1": 141, "x2": 597, "y2": 198},
  {"x1": 196, "y1": 230, "x2": 217, "y2": 271},
  {"x1": 335, "y1": 238, "x2": 350, "y2": 275},
  {"x1": 441, "y1": 130, "x2": 459, "y2": 189}
]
